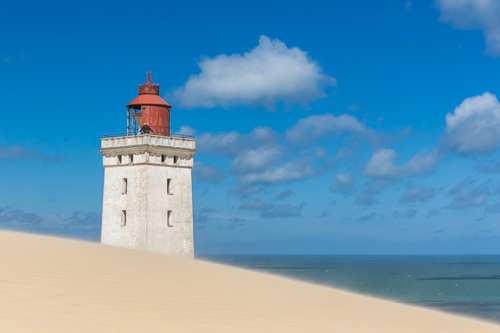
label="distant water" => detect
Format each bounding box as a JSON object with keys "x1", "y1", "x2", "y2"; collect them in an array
[{"x1": 199, "y1": 255, "x2": 500, "y2": 323}]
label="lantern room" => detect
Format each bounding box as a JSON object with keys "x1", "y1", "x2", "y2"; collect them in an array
[{"x1": 126, "y1": 72, "x2": 172, "y2": 136}]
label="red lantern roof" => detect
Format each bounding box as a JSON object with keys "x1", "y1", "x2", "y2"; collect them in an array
[{"x1": 126, "y1": 72, "x2": 172, "y2": 110}]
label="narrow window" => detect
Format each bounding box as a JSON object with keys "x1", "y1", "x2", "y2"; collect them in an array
[
  {"x1": 121, "y1": 210, "x2": 127, "y2": 226},
  {"x1": 167, "y1": 210, "x2": 173, "y2": 227},
  {"x1": 173, "y1": 156, "x2": 178, "y2": 165},
  {"x1": 129, "y1": 154, "x2": 133, "y2": 164},
  {"x1": 122, "y1": 178, "x2": 127, "y2": 194},
  {"x1": 167, "y1": 178, "x2": 172, "y2": 194},
  {"x1": 161, "y1": 155, "x2": 166, "y2": 163},
  {"x1": 118, "y1": 155, "x2": 122, "y2": 164}
]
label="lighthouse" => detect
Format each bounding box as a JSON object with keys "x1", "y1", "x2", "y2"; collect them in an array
[{"x1": 99, "y1": 73, "x2": 196, "y2": 257}]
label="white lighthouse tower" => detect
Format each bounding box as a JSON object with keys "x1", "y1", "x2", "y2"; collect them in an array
[{"x1": 99, "y1": 73, "x2": 196, "y2": 257}]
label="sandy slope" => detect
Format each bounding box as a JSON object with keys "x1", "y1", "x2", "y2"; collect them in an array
[{"x1": 0, "y1": 231, "x2": 499, "y2": 332}]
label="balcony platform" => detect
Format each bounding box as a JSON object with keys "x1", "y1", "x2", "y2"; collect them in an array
[{"x1": 100, "y1": 134, "x2": 196, "y2": 151}]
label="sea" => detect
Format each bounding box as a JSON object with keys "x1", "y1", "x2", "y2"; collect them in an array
[{"x1": 199, "y1": 255, "x2": 500, "y2": 323}]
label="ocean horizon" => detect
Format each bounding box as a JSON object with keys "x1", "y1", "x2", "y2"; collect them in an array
[{"x1": 199, "y1": 254, "x2": 500, "y2": 323}]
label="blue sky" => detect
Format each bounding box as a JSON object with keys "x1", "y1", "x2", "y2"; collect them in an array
[{"x1": 2, "y1": 0, "x2": 500, "y2": 254}]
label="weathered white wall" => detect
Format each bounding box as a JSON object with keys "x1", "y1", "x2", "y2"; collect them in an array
[
  {"x1": 101, "y1": 165, "x2": 148, "y2": 250},
  {"x1": 146, "y1": 165, "x2": 193, "y2": 256},
  {"x1": 100, "y1": 135, "x2": 195, "y2": 257}
]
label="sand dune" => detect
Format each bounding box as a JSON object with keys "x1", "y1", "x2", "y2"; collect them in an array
[{"x1": 0, "y1": 231, "x2": 499, "y2": 332}]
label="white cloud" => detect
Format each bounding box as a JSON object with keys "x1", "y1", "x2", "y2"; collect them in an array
[
  {"x1": 427, "y1": 207, "x2": 442, "y2": 217},
  {"x1": 347, "y1": 102, "x2": 363, "y2": 112},
  {"x1": 406, "y1": 1, "x2": 412, "y2": 11},
  {"x1": 198, "y1": 125, "x2": 321, "y2": 196},
  {"x1": 178, "y1": 126, "x2": 196, "y2": 136},
  {"x1": 231, "y1": 184, "x2": 263, "y2": 197},
  {"x1": 231, "y1": 154, "x2": 320, "y2": 196},
  {"x1": 238, "y1": 198, "x2": 305, "y2": 219},
  {"x1": 194, "y1": 207, "x2": 216, "y2": 224},
  {"x1": 0, "y1": 145, "x2": 60, "y2": 162},
  {"x1": 406, "y1": 209, "x2": 417, "y2": 218},
  {"x1": 239, "y1": 199, "x2": 273, "y2": 211},
  {"x1": 172, "y1": 36, "x2": 336, "y2": 110},
  {"x1": 363, "y1": 149, "x2": 399, "y2": 178},
  {"x1": 448, "y1": 178, "x2": 490, "y2": 209},
  {"x1": 356, "y1": 179, "x2": 400, "y2": 206},
  {"x1": 193, "y1": 162, "x2": 225, "y2": 184},
  {"x1": 276, "y1": 189, "x2": 295, "y2": 200},
  {"x1": 477, "y1": 161, "x2": 500, "y2": 173},
  {"x1": 359, "y1": 212, "x2": 376, "y2": 221},
  {"x1": 286, "y1": 113, "x2": 366, "y2": 146},
  {"x1": 363, "y1": 148, "x2": 441, "y2": 178},
  {"x1": 0, "y1": 208, "x2": 101, "y2": 242},
  {"x1": 485, "y1": 202, "x2": 500, "y2": 213},
  {"x1": 435, "y1": 0, "x2": 500, "y2": 56},
  {"x1": 231, "y1": 146, "x2": 283, "y2": 174},
  {"x1": 445, "y1": 92, "x2": 500, "y2": 155},
  {"x1": 197, "y1": 131, "x2": 241, "y2": 156},
  {"x1": 400, "y1": 185, "x2": 436, "y2": 203},
  {"x1": 198, "y1": 126, "x2": 277, "y2": 156},
  {"x1": 448, "y1": 177, "x2": 476, "y2": 195},
  {"x1": 330, "y1": 172, "x2": 355, "y2": 195},
  {"x1": 260, "y1": 203, "x2": 306, "y2": 219},
  {"x1": 0, "y1": 208, "x2": 43, "y2": 225},
  {"x1": 240, "y1": 158, "x2": 316, "y2": 186}
]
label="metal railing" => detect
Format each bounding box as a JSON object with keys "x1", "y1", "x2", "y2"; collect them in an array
[{"x1": 102, "y1": 132, "x2": 195, "y2": 139}]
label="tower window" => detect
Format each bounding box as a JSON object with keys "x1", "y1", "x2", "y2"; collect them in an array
[
  {"x1": 129, "y1": 154, "x2": 134, "y2": 164},
  {"x1": 167, "y1": 210, "x2": 173, "y2": 227},
  {"x1": 122, "y1": 178, "x2": 127, "y2": 194},
  {"x1": 121, "y1": 210, "x2": 127, "y2": 227},
  {"x1": 161, "y1": 155, "x2": 166, "y2": 163},
  {"x1": 173, "y1": 156, "x2": 178, "y2": 165},
  {"x1": 167, "y1": 178, "x2": 172, "y2": 194},
  {"x1": 118, "y1": 155, "x2": 122, "y2": 164}
]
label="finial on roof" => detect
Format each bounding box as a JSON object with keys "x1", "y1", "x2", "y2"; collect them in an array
[{"x1": 144, "y1": 72, "x2": 157, "y2": 86}]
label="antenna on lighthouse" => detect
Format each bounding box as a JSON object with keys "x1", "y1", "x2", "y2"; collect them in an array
[{"x1": 144, "y1": 71, "x2": 155, "y2": 85}]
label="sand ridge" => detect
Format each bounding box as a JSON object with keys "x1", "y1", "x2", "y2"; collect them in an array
[{"x1": 0, "y1": 230, "x2": 499, "y2": 332}]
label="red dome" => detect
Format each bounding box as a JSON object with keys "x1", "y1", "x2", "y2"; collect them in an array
[
  {"x1": 126, "y1": 94, "x2": 171, "y2": 110},
  {"x1": 126, "y1": 72, "x2": 172, "y2": 110}
]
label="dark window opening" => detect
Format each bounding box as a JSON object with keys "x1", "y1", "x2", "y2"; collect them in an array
[
  {"x1": 121, "y1": 210, "x2": 127, "y2": 227},
  {"x1": 167, "y1": 210, "x2": 173, "y2": 227}
]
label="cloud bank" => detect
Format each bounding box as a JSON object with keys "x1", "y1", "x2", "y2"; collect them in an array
[
  {"x1": 193, "y1": 90, "x2": 500, "y2": 208},
  {"x1": 0, "y1": 208, "x2": 100, "y2": 241}
]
